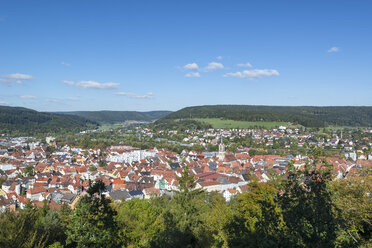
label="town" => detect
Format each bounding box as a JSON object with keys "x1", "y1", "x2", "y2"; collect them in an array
[
  {"x1": 1, "y1": 1, "x2": 371, "y2": 247},
  {"x1": 1, "y1": 125, "x2": 371, "y2": 212}
]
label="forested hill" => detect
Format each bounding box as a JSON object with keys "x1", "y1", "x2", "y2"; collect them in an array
[
  {"x1": 60, "y1": 110, "x2": 172, "y2": 124},
  {"x1": 162, "y1": 105, "x2": 372, "y2": 127},
  {"x1": 0, "y1": 106, "x2": 98, "y2": 136}
]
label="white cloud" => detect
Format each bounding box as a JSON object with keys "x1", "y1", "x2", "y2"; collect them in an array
[
  {"x1": 185, "y1": 72, "x2": 200, "y2": 78},
  {"x1": 46, "y1": 99, "x2": 61, "y2": 103},
  {"x1": 77, "y1": 81, "x2": 119, "y2": 89},
  {"x1": 237, "y1": 63, "x2": 252, "y2": 68},
  {"x1": 184, "y1": 63, "x2": 199, "y2": 70},
  {"x1": 3, "y1": 73, "x2": 33, "y2": 80},
  {"x1": 328, "y1": 47, "x2": 339, "y2": 53},
  {"x1": 46, "y1": 97, "x2": 80, "y2": 103},
  {"x1": 61, "y1": 61, "x2": 71, "y2": 67},
  {"x1": 0, "y1": 101, "x2": 8, "y2": 105},
  {"x1": 224, "y1": 69, "x2": 279, "y2": 79},
  {"x1": 204, "y1": 62, "x2": 224, "y2": 71},
  {"x1": 63, "y1": 80, "x2": 119, "y2": 89},
  {"x1": 19, "y1": 95, "x2": 36, "y2": 99},
  {"x1": 0, "y1": 73, "x2": 33, "y2": 85},
  {"x1": 114, "y1": 92, "x2": 154, "y2": 99},
  {"x1": 62, "y1": 80, "x2": 75, "y2": 85},
  {"x1": 216, "y1": 56, "x2": 223, "y2": 60}
]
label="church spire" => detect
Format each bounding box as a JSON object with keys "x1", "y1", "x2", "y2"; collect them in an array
[{"x1": 218, "y1": 134, "x2": 225, "y2": 161}]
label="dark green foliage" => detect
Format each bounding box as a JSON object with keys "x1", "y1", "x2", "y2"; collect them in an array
[
  {"x1": 238, "y1": 180, "x2": 287, "y2": 248},
  {"x1": 0, "y1": 106, "x2": 98, "y2": 136},
  {"x1": 24, "y1": 165, "x2": 35, "y2": 176},
  {"x1": 66, "y1": 180, "x2": 118, "y2": 248},
  {"x1": 0, "y1": 202, "x2": 65, "y2": 248},
  {"x1": 331, "y1": 171, "x2": 372, "y2": 247},
  {"x1": 116, "y1": 198, "x2": 164, "y2": 248},
  {"x1": 279, "y1": 164, "x2": 339, "y2": 247},
  {"x1": 0, "y1": 165, "x2": 370, "y2": 248},
  {"x1": 163, "y1": 105, "x2": 372, "y2": 127},
  {"x1": 160, "y1": 166, "x2": 210, "y2": 247},
  {"x1": 60, "y1": 110, "x2": 172, "y2": 124}
]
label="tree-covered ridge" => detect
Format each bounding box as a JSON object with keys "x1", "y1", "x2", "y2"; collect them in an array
[
  {"x1": 163, "y1": 105, "x2": 372, "y2": 127},
  {"x1": 60, "y1": 110, "x2": 172, "y2": 124},
  {"x1": 0, "y1": 106, "x2": 98, "y2": 136}
]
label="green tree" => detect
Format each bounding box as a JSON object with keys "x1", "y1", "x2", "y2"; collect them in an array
[
  {"x1": 24, "y1": 165, "x2": 35, "y2": 176},
  {"x1": 161, "y1": 166, "x2": 210, "y2": 247},
  {"x1": 37, "y1": 208, "x2": 66, "y2": 247},
  {"x1": 205, "y1": 192, "x2": 248, "y2": 248},
  {"x1": 332, "y1": 170, "x2": 372, "y2": 247},
  {"x1": 278, "y1": 159, "x2": 339, "y2": 247},
  {"x1": 48, "y1": 242, "x2": 64, "y2": 248},
  {"x1": 0, "y1": 205, "x2": 48, "y2": 248},
  {"x1": 66, "y1": 180, "x2": 118, "y2": 248},
  {"x1": 116, "y1": 198, "x2": 164, "y2": 248},
  {"x1": 238, "y1": 180, "x2": 286, "y2": 248}
]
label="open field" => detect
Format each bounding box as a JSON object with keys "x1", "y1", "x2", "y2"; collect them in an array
[
  {"x1": 193, "y1": 118, "x2": 300, "y2": 129},
  {"x1": 98, "y1": 124, "x2": 123, "y2": 131},
  {"x1": 324, "y1": 126, "x2": 369, "y2": 131}
]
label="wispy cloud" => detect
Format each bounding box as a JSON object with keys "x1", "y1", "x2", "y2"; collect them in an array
[
  {"x1": 224, "y1": 69, "x2": 279, "y2": 79},
  {"x1": 63, "y1": 80, "x2": 73, "y2": 86},
  {"x1": 328, "y1": 47, "x2": 339, "y2": 53},
  {"x1": 45, "y1": 97, "x2": 80, "y2": 103},
  {"x1": 0, "y1": 73, "x2": 33, "y2": 85},
  {"x1": 61, "y1": 61, "x2": 71, "y2": 67},
  {"x1": 204, "y1": 62, "x2": 224, "y2": 71},
  {"x1": 216, "y1": 56, "x2": 223, "y2": 60},
  {"x1": 62, "y1": 80, "x2": 74, "y2": 85},
  {"x1": 77, "y1": 81, "x2": 119, "y2": 89},
  {"x1": 0, "y1": 101, "x2": 8, "y2": 105},
  {"x1": 237, "y1": 63, "x2": 252, "y2": 68},
  {"x1": 185, "y1": 72, "x2": 200, "y2": 78},
  {"x1": 184, "y1": 63, "x2": 199, "y2": 70},
  {"x1": 114, "y1": 92, "x2": 154, "y2": 99},
  {"x1": 19, "y1": 95, "x2": 36, "y2": 99},
  {"x1": 63, "y1": 80, "x2": 119, "y2": 89},
  {"x1": 4, "y1": 73, "x2": 33, "y2": 80}
]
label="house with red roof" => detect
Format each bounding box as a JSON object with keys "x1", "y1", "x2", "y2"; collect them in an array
[{"x1": 27, "y1": 186, "x2": 47, "y2": 201}]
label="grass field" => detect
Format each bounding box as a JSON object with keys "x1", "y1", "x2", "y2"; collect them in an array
[
  {"x1": 98, "y1": 124, "x2": 123, "y2": 131},
  {"x1": 324, "y1": 126, "x2": 367, "y2": 131},
  {"x1": 193, "y1": 118, "x2": 300, "y2": 129}
]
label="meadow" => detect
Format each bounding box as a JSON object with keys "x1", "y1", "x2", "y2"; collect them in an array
[{"x1": 193, "y1": 118, "x2": 300, "y2": 129}]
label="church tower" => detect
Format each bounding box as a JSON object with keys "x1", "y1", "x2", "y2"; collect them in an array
[{"x1": 218, "y1": 135, "x2": 225, "y2": 161}]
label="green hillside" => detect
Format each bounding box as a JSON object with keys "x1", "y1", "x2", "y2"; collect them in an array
[
  {"x1": 61, "y1": 110, "x2": 172, "y2": 124},
  {"x1": 194, "y1": 118, "x2": 298, "y2": 129},
  {"x1": 162, "y1": 105, "x2": 372, "y2": 127},
  {"x1": 0, "y1": 106, "x2": 98, "y2": 136}
]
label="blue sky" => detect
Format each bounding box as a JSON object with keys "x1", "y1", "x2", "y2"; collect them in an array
[{"x1": 0, "y1": 0, "x2": 371, "y2": 111}]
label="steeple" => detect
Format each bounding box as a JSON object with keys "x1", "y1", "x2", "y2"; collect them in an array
[{"x1": 218, "y1": 134, "x2": 225, "y2": 161}]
